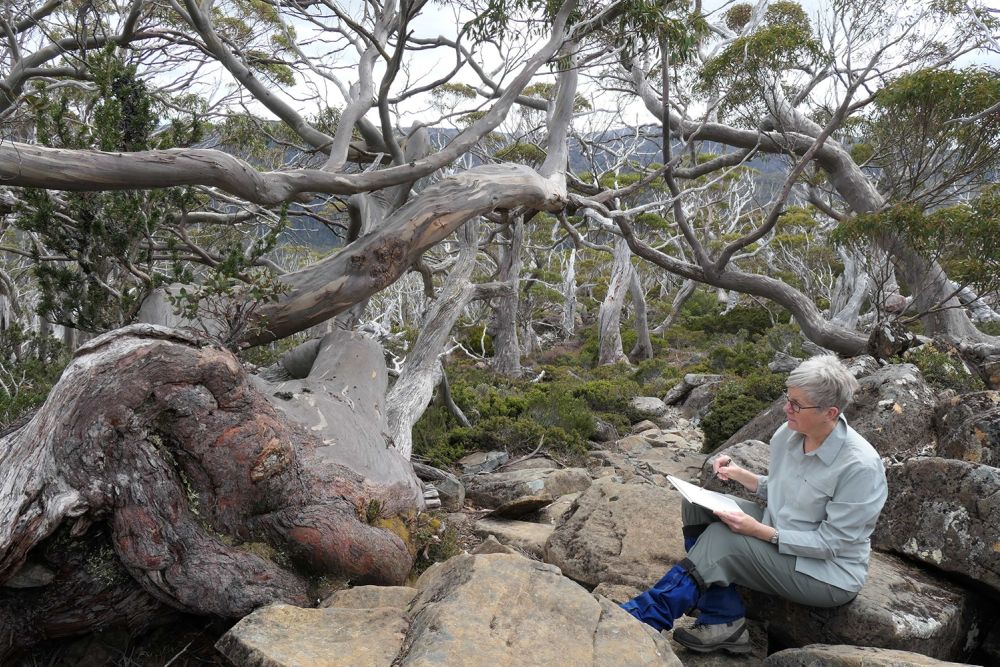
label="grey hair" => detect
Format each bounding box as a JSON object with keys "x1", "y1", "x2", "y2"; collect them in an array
[{"x1": 786, "y1": 355, "x2": 859, "y2": 412}]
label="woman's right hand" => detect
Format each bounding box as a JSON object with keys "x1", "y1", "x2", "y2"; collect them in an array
[{"x1": 712, "y1": 455, "x2": 739, "y2": 481}]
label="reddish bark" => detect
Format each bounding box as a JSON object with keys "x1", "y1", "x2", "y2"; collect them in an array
[{"x1": 0, "y1": 325, "x2": 418, "y2": 659}]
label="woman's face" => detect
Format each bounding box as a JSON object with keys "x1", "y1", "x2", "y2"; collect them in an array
[{"x1": 783, "y1": 385, "x2": 829, "y2": 435}]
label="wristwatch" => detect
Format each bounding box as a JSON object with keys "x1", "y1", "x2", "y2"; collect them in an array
[{"x1": 769, "y1": 529, "x2": 779, "y2": 545}]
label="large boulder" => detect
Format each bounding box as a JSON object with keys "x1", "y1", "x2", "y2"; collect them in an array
[
  {"x1": 630, "y1": 396, "x2": 668, "y2": 420},
  {"x1": 843, "y1": 363, "x2": 938, "y2": 461},
  {"x1": 463, "y1": 467, "x2": 591, "y2": 509},
  {"x1": 763, "y1": 644, "x2": 972, "y2": 666},
  {"x1": 473, "y1": 518, "x2": 554, "y2": 558},
  {"x1": 216, "y1": 603, "x2": 411, "y2": 666},
  {"x1": 934, "y1": 391, "x2": 1000, "y2": 466},
  {"x1": 407, "y1": 553, "x2": 681, "y2": 666},
  {"x1": 544, "y1": 480, "x2": 685, "y2": 588},
  {"x1": 744, "y1": 552, "x2": 989, "y2": 662},
  {"x1": 681, "y1": 381, "x2": 724, "y2": 421},
  {"x1": 712, "y1": 398, "x2": 786, "y2": 456},
  {"x1": 873, "y1": 457, "x2": 1000, "y2": 594},
  {"x1": 700, "y1": 439, "x2": 769, "y2": 505},
  {"x1": 218, "y1": 553, "x2": 683, "y2": 666}
]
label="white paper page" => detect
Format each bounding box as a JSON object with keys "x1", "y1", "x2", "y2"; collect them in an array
[{"x1": 666, "y1": 475, "x2": 746, "y2": 515}]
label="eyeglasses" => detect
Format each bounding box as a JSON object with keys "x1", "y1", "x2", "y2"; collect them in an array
[{"x1": 785, "y1": 393, "x2": 823, "y2": 413}]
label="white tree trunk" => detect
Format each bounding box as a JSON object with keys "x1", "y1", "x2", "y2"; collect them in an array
[
  {"x1": 386, "y1": 222, "x2": 481, "y2": 460},
  {"x1": 830, "y1": 247, "x2": 870, "y2": 329},
  {"x1": 628, "y1": 267, "x2": 653, "y2": 360},
  {"x1": 561, "y1": 249, "x2": 577, "y2": 337},
  {"x1": 492, "y1": 218, "x2": 524, "y2": 376},
  {"x1": 598, "y1": 238, "x2": 631, "y2": 366}
]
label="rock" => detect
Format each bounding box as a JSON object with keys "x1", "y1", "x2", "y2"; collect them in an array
[
  {"x1": 934, "y1": 391, "x2": 1000, "y2": 466},
  {"x1": 701, "y1": 439, "x2": 769, "y2": 505},
  {"x1": 411, "y1": 461, "x2": 465, "y2": 511},
  {"x1": 843, "y1": 363, "x2": 938, "y2": 461},
  {"x1": 321, "y1": 585, "x2": 417, "y2": 610},
  {"x1": 763, "y1": 644, "x2": 972, "y2": 666},
  {"x1": 457, "y1": 450, "x2": 509, "y2": 475},
  {"x1": 473, "y1": 518, "x2": 554, "y2": 558},
  {"x1": 633, "y1": 446, "x2": 707, "y2": 483},
  {"x1": 463, "y1": 467, "x2": 591, "y2": 509},
  {"x1": 712, "y1": 398, "x2": 786, "y2": 456},
  {"x1": 502, "y1": 456, "x2": 559, "y2": 471},
  {"x1": 471, "y1": 535, "x2": 518, "y2": 555},
  {"x1": 593, "y1": 418, "x2": 620, "y2": 442},
  {"x1": 592, "y1": 582, "x2": 642, "y2": 604},
  {"x1": 488, "y1": 493, "x2": 555, "y2": 519},
  {"x1": 216, "y1": 603, "x2": 410, "y2": 667},
  {"x1": 631, "y1": 419, "x2": 660, "y2": 434},
  {"x1": 536, "y1": 492, "x2": 580, "y2": 526},
  {"x1": 630, "y1": 397, "x2": 668, "y2": 419},
  {"x1": 409, "y1": 553, "x2": 682, "y2": 666},
  {"x1": 873, "y1": 457, "x2": 1000, "y2": 594},
  {"x1": 768, "y1": 351, "x2": 802, "y2": 373},
  {"x1": 681, "y1": 381, "x2": 724, "y2": 421},
  {"x1": 844, "y1": 354, "x2": 880, "y2": 378},
  {"x1": 617, "y1": 434, "x2": 652, "y2": 455},
  {"x1": 544, "y1": 480, "x2": 685, "y2": 588},
  {"x1": 642, "y1": 431, "x2": 687, "y2": 447},
  {"x1": 744, "y1": 552, "x2": 989, "y2": 662},
  {"x1": 664, "y1": 374, "x2": 724, "y2": 406}
]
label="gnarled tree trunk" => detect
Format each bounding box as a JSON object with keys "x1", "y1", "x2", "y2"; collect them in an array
[
  {"x1": 0, "y1": 325, "x2": 421, "y2": 659},
  {"x1": 491, "y1": 216, "x2": 525, "y2": 376}
]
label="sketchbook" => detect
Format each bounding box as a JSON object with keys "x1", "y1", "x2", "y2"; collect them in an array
[{"x1": 666, "y1": 475, "x2": 746, "y2": 515}]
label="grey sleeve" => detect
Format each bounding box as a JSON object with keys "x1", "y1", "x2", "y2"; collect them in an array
[
  {"x1": 755, "y1": 474, "x2": 768, "y2": 500},
  {"x1": 777, "y1": 464, "x2": 888, "y2": 560}
]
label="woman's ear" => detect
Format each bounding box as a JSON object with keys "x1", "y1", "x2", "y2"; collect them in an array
[{"x1": 826, "y1": 406, "x2": 841, "y2": 421}]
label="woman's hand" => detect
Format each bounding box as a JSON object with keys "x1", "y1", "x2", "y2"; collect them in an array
[
  {"x1": 714, "y1": 510, "x2": 772, "y2": 541},
  {"x1": 712, "y1": 455, "x2": 742, "y2": 482}
]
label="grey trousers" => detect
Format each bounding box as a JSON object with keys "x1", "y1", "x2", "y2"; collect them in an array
[{"x1": 682, "y1": 496, "x2": 856, "y2": 608}]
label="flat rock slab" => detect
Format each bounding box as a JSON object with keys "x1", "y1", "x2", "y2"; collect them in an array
[
  {"x1": 545, "y1": 479, "x2": 685, "y2": 588},
  {"x1": 744, "y1": 552, "x2": 988, "y2": 662},
  {"x1": 536, "y1": 492, "x2": 580, "y2": 526},
  {"x1": 763, "y1": 644, "x2": 974, "y2": 666},
  {"x1": 473, "y1": 518, "x2": 554, "y2": 558},
  {"x1": 407, "y1": 553, "x2": 682, "y2": 666},
  {"x1": 635, "y1": 446, "x2": 707, "y2": 481},
  {"x1": 873, "y1": 457, "x2": 1000, "y2": 594},
  {"x1": 216, "y1": 603, "x2": 410, "y2": 667},
  {"x1": 458, "y1": 450, "x2": 508, "y2": 475},
  {"x1": 463, "y1": 467, "x2": 591, "y2": 508},
  {"x1": 321, "y1": 585, "x2": 417, "y2": 610},
  {"x1": 487, "y1": 493, "x2": 555, "y2": 519}
]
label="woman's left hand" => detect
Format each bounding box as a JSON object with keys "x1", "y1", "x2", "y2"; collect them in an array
[{"x1": 714, "y1": 510, "x2": 768, "y2": 540}]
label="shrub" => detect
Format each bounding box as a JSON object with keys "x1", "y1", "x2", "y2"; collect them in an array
[
  {"x1": 905, "y1": 343, "x2": 985, "y2": 393},
  {"x1": 700, "y1": 372, "x2": 786, "y2": 452},
  {"x1": 1, "y1": 326, "x2": 69, "y2": 429}
]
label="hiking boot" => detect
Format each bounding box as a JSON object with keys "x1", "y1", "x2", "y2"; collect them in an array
[{"x1": 672, "y1": 618, "x2": 751, "y2": 654}]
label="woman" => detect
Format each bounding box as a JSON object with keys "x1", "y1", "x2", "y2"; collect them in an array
[{"x1": 621, "y1": 355, "x2": 888, "y2": 654}]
